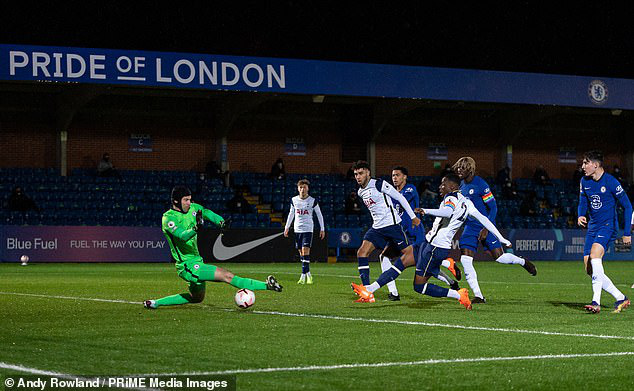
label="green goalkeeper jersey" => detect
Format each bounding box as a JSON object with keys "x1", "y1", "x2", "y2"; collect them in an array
[{"x1": 161, "y1": 202, "x2": 224, "y2": 268}]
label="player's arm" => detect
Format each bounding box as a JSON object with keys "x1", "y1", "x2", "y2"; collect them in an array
[
  {"x1": 284, "y1": 204, "x2": 295, "y2": 237},
  {"x1": 421, "y1": 196, "x2": 455, "y2": 218},
  {"x1": 468, "y1": 206, "x2": 511, "y2": 247},
  {"x1": 162, "y1": 217, "x2": 197, "y2": 242},
  {"x1": 482, "y1": 187, "x2": 497, "y2": 222},
  {"x1": 613, "y1": 181, "x2": 633, "y2": 240},
  {"x1": 200, "y1": 207, "x2": 225, "y2": 227},
  {"x1": 380, "y1": 180, "x2": 419, "y2": 225},
  {"x1": 313, "y1": 201, "x2": 326, "y2": 239},
  {"x1": 577, "y1": 181, "x2": 589, "y2": 227}
]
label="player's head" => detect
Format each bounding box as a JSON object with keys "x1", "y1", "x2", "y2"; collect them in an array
[
  {"x1": 297, "y1": 179, "x2": 310, "y2": 198},
  {"x1": 391, "y1": 166, "x2": 408, "y2": 189},
  {"x1": 171, "y1": 186, "x2": 192, "y2": 213},
  {"x1": 452, "y1": 157, "x2": 475, "y2": 180},
  {"x1": 351, "y1": 160, "x2": 371, "y2": 187},
  {"x1": 440, "y1": 173, "x2": 461, "y2": 196},
  {"x1": 582, "y1": 150, "x2": 604, "y2": 176}
]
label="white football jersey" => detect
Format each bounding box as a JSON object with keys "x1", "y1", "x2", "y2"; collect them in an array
[
  {"x1": 285, "y1": 195, "x2": 324, "y2": 233},
  {"x1": 424, "y1": 191, "x2": 510, "y2": 249},
  {"x1": 358, "y1": 178, "x2": 401, "y2": 229},
  {"x1": 425, "y1": 192, "x2": 470, "y2": 249}
]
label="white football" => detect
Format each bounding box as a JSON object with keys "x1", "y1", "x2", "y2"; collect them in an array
[{"x1": 235, "y1": 289, "x2": 256, "y2": 309}]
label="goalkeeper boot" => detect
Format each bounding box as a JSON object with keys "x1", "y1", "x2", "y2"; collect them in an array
[
  {"x1": 613, "y1": 297, "x2": 630, "y2": 313},
  {"x1": 584, "y1": 301, "x2": 601, "y2": 313},
  {"x1": 143, "y1": 300, "x2": 156, "y2": 309},
  {"x1": 351, "y1": 282, "x2": 375, "y2": 303},
  {"x1": 458, "y1": 288, "x2": 472, "y2": 310},
  {"x1": 266, "y1": 275, "x2": 283, "y2": 292},
  {"x1": 446, "y1": 258, "x2": 461, "y2": 280},
  {"x1": 297, "y1": 274, "x2": 306, "y2": 285},
  {"x1": 306, "y1": 273, "x2": 313, "y2": 285}
]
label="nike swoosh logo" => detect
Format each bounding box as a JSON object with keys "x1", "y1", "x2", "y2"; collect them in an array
[
  {"x1": 213, "y1": 232, "x2": 283, "y2": 260},
  {"x1": 597, "y1": 235, "x2": 604, "y2": 238}
]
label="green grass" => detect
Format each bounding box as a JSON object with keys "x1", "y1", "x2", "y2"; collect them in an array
[{"x1": 1, "y1": 261, "x2": 634, "y2": 390}]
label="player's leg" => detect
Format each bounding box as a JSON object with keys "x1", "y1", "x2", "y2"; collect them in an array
[
  {"x1": 380, "y1": 244, "x2": 401, "y2": 299},
  {"x1": 435, "y1": 270, "x2": 459, "y2": 290},
  {"x1": 440, "y1": 257, "x2": 461, "y2": 280},
  {"x1": 302, "y1": 245, "x2": 313, "y2": 284},
  {"x1": 490, "y1": 235, "x2": 537, "y2": 276},
  {"x1": 412, "y1": 246, "x2": 471, "y2": 310},
  {"x1": 358, "y1": 230, "x2": 382, "y2": 284},
  {"x1": 297, "y1": 248, "x2": 306, "y2": 284},
  {"x1": 590, "y1": 232, "x2": 629, "y2": 312},
  {"x1": 458, "y1": 225, "x2": 486, "y2": 302},
  {"x1": 144, "y1": 282, "x2": 206, "y2": 309},
  {"x1": 208, "y1": 265, "x2": 281, "y2": 291}
]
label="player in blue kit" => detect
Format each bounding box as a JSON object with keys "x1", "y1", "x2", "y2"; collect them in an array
[
  {"x1": 452, "y1": 157, "x2": 536, "y2": 303},
  {"x1": 578, "y1": 151, "x2": 631, "y2": 313},
  {"x1": 380, "y1": 166, "x2": 460, "y2": 301}
]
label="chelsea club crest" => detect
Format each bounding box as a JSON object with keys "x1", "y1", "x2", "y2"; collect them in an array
[{"x1": 588, "y1": 80, "x2": 608, "y2": 105}]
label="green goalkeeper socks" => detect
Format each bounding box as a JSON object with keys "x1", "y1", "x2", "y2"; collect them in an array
[
  {"x1": 155, "y1": 293, "x2": 195, "y2": 307},
  {"x1": 230, "y1": 276, "x2": 267, "y2": 291}
]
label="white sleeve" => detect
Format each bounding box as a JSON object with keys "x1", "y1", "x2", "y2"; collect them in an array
[
  {"x1": 285, "y1": 204, "x2": 295, "y2": 230},
  {"x1": 314, "y1": 203, "x2": 325, "y2": 231},
  {"x1": 468, "y1": 203, "x2": 511, "y2": 246},
  {"x1": 422, "y1": 206, "x2": 453, "y2": 218},
  {"x1": 381, "y1": 182, "x2": 417, "y2": 219}
]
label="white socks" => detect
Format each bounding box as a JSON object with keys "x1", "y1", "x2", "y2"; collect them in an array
[
  {"x1": 441, "y1": 259, "x2": 450, "y2": 268},
  {"x1": 496, "y1": 253, "x2": 525, "y2": 266},
  {"x1": 447, "y1": 290, "x2": 460, "y2": 299},
  {"x1": 590, "y1": 258, "x2": 625, "y2": 304},
  {"x1": 381, "y1": 256, "x2": 399, "y2": 295},
  {"x1": 461, "y1": 255, "x2": 483, "y2": 299},
  {"x1": 436, "y1": 273, "x2": 451, "y2": 286}
]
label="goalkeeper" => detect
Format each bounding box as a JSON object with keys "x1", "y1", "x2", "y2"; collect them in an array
[{"x1": 144, "y1": 186, "x2": 282, "y2": 309}]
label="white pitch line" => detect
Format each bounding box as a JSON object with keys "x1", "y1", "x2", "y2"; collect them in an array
[
  {"x1": 3, "y1": 291, "x2": 634, "y2": 341},
  {"x1": 0, "y1": 362, "x2": 157, "y2": 391},
  {"x1": 139, "y1": 351, "x2": 634, "y2": 376}
]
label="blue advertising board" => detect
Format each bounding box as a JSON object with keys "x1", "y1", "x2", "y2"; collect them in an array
[{"x1": 3, "y1": 44, "x2": 634, "y2": 109}]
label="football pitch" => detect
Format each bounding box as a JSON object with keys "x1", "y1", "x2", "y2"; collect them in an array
[{"x1": 1, "y1": 261, "x2": 633, "y2": 390}]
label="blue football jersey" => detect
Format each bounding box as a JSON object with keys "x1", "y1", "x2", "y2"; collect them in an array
[
  {"x1": 578, "y1": 172, "x2": 632, "y2": 235},
  {"x1": 393, "y1": 183, "x2": 423, "y2": 240},
  {"x1": 460, "y1": 176, "x2": 497, "y2": 226}
]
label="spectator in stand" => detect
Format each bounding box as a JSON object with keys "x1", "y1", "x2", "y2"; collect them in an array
[
  {"x1": 417, "y1": 180, "x2": 438, "y2": 200},
  {"x1": 345, "y1": 191, "x2": 363, "y2": 214},
  {"x1": 533, "y1": 165, "x2": 551, "y2": 186},
  {"x1": 8, "y1": 186, "x2": 39, "y2": 213},
  {"x1": 205, "y1": 159, "x2": 230, "y2": 187},
  {"x1": 270, "y1": 158, "x2": 286, "y2": 180},
  {"x1": 227, "y1": 189, "x2": 252, "y2": 214},
  {"x1": 520, "y1": 191, "x2": 537, "y2": 216},
  {"x1": 97, "y1": 153, "x2": 121, "y2": 178},
  {"x1": 612, "y1": 165, "x2": 626, "y2": 185},
  {"x1": 573, "y1": 165, "x2": 584, "y2": 185},
  {"x1": 496, "y1": 166, "x2": 511, "y2": 187},
  {"x1": 346, "y1": 165, "x2": 355, "y2": 180}
]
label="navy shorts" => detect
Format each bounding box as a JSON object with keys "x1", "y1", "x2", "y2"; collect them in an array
[
  {"x1": 583, "y1": 224, "x2": 617, "y2": 256},
  {"x1": 364, "y1": 224, "x2": 409, "y2": 251},
  {"x1": 295, "y1": 232, "x2": 313, "y2": 249},
  {"x1": 459, "y1": 222, "x2": 503, "y2": 252},
  {"x1": 415, "y1": 242, "x2": 450, "y2": 278}
]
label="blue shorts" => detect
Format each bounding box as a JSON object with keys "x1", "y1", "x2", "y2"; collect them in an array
[
  {"x1": 583, "y1": 224, "x2": 617, "y2": 256},
  {"x1": 414, "y1": 242, "x2": 450, "y2": 278},
  {"x1": 364, "y1": 224, "x2": 409, "y2": 251},
  {"x1": 295, "y1": 232, "x2": 313, "y2": 249},
  {"x1": 459, "y1": 222, "x2": 503, "y2": 252}
]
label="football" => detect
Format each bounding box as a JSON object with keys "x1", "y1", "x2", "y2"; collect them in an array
[
  {"x1": 235, "y1": 289, "x2": 256, "y2": 308},
  {"x1": 20, "y1": 255, "x2": 29, "y2": 265}
]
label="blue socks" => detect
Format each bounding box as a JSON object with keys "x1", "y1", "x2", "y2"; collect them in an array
[
  {"x1": 375, "y1": 257, "x2": 405, "y2": 288},
  {"x1": 414, "y1": 283, "x2": 449, "y2": 298},
  {"x1": 301, "y1": 256, "x2": 310, "y2": 273},
  {"x1": 358, "y1": 257, "x2": 370, "y2": 285}
]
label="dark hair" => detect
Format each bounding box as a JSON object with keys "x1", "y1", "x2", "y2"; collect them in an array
[
  {"x1": 171, "y1": 186, "x2": 192, "y2": 208},
  {"x1": 297, "y1": 179, "x2": 310, "y2": 186},
  {"x1": 443, "y1": 173, "x2": 461, "y2": 186},
  {"x1": 392, "y1": 166, "x2": 408, "y2": 176},
  {"x1": 583, "y1": 150, "x2": 603, "y2": 165},
  {"x1": 351, "y1": 160, "x2": 370, "y2": 171}
]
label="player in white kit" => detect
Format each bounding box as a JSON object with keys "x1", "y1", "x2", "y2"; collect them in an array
[
  {"x1": 353, "y1": 173, "x2": 511, "y2": 309},
  {"x1": 351, "y1": 161, "x2": 421, "y2": 288},
  {"x1": 284, "y1": 179, "x2": 325, "y2": 284}
]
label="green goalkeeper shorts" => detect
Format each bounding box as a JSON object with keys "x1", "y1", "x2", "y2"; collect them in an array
[{"x1": 177, "y1": 261, "x2": 217, "y2": 285}]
